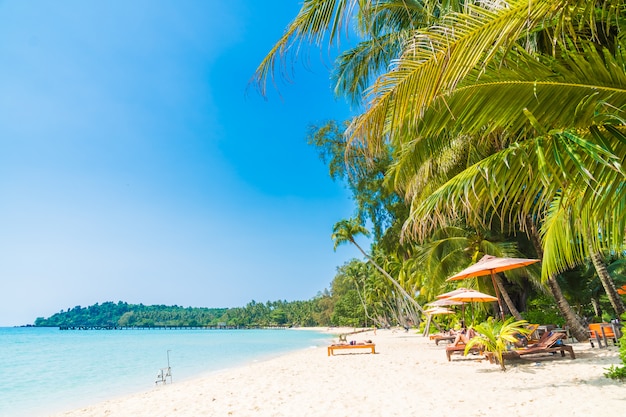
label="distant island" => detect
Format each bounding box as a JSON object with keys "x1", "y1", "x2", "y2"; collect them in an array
[{"x1": 34, "y1": 299, "x2": 331, "y2": 328}]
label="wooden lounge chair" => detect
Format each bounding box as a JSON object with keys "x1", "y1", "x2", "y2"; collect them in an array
[
  {"x1": 433, "y1": 335, "x2": 456, "y2": 345},
  {"x1": 430, "y1": 330, "x2": 458, "y2": 345},
  {"x1": 445, "y1": 330, "x2": 483, "y2": 361},
  {"x1": 327, "y1": 342, "x2": 376, "y2": 356},
  {"x1": 504, "y1": 332, "x2": 575, "y2": 361},
  {"x1": 484, "y1": 332, "x2": 575, "y2": 365},
  {"x1": 516, "y1": 332, "x2": 575, "y2": 359}
]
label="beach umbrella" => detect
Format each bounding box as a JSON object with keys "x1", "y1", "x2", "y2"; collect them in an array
[
  {"x1": 423, "y1": 307, "x2": 457, "y2": 335},
  {"x1": 431, "y1": 288, "x2": 469, "y2": 326},
  {"x1": 446, "y1": 255, "x2": 540, "y2": 319},
  {"x1": 427, "y1": 298, "x2": 464, "y2": 307},
  {"x1": 427, "y1": 293, "x2": 466, "y2": 331},
  {"x1": 447, "y1": 289, "x2": 498, "y2": 303},
  {"x1": 436, "y1": 287, "x2": 470, "y2": 299},
  {"x1": 447, "y1": 289, "x2": 498, "y2": 324},
  {"x1": 424, "y1": 307, "x2": 456, "y2": 315}
]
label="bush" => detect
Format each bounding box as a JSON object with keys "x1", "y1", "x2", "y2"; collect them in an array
[
  {"x1": 465, "y1": 317, "x2": 531, "y2": 371},
  {"x1": 604, "y1": 364, "x2": 626, "y2": 381},
  {"x1": 522, "y1": 298, "x2": 565, "y2": 327}
]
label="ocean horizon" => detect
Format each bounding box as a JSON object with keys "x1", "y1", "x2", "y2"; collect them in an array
[{"x1": 1, "y1": 327, "x2": 331, "y2": 417}]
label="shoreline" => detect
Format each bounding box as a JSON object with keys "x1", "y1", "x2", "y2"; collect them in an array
[
  {"x1": 3, "y1": 327, "x2": 331, "y2": 417},
  {"x1": 49, "y1": 327, "x2": 624, "y2": 416}
]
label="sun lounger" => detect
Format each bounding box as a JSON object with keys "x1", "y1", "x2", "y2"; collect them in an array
[
  {"x1": 430, "y1": 331, "x2": 457, "y2": 345},
  {"x1": 327, "y1": 343, "x2": 376, "y2": 356},
  {"x1": 433, "y1": 335, "x2": 456, "y2": 345},
  {"x1": 488, "y1": 332, "x2": 575, "y2": 364},
  {"x1": 445, "y1": 329, "x2": 483, "y2": 361},
  {"x1": 446, "y1": 344, "x2": 483, "y2": 361},
  {"x1": 515, "y1": 332, "x2": 575, "y2": 359},
  {"x1": 588, "y1": 323, "x2": 619, "y2": 348}
]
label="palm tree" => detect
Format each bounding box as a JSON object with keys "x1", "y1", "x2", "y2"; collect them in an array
[
  {"x1": 257, "y1": 0, "x2": 626, "y2": 340},
  {"x1": 340, "y1": 259, "x2": 379, "y2": 325},
  {"x1": 528, "y1": 186, "x2": 626, "y2": 325},
  {"x1": 352, "y1": 1, "x2": 626, "y2": 339},
  {"x1": 332, "y1": 218, "x2": 426, "y2": 316}
]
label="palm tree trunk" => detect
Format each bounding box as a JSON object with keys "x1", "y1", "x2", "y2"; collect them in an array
[
  {"x1": 588, "y1": 249, "x2": 626, "y2": 317},
  {"x1": 590, "y1": 297, "x2": 601, "y2": 318},
  {"x1": 525, "y1": 216, "x2": 588, "y2": 341},
  {"x1": 350, "y1": 239, "x2": 426, "y2": 314},
  {"x1": 352, "y1": 277, "x2": 374, "y2": 326},
  {"x1": 494, "y1": 276, "x2": 523, "y2": 320},
  {"x1": 348, "y1": 238, "x2": 445, "y2": 332},
  {"x1": 545, "y1": 273, "x2": 588, "y2": 341}
]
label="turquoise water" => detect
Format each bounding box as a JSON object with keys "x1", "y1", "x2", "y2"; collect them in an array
[{"x1": 0, "y1": 327, "x2": 330, "y2": 417}]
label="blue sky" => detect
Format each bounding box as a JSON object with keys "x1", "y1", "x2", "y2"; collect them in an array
[{"x1": 0, "y1": 0, "x2": 363, "y2": 326}]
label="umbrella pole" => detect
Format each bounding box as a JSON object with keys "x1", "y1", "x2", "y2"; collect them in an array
[
  {"x1": 490, "y1": 271, "x2": 505, "y2": 320},
  {"x1": 461, "y1": 303, "x2": 467, "y2": 329}
]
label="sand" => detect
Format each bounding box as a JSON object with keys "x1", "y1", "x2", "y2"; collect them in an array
[{"x1": 49, "y1": 328, "x2": 624, "y2": 417}]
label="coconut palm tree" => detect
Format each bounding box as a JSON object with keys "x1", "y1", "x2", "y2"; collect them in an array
[
  {"x1": 332, "y1": 218, "x2": 426, "y2": 315},
  {"x1": 257, "y1": 0, "x2": 626, "y2": 340},
  {"x1": 352, "y1": 1, "x2": 626, "y2": 340},
  {"x1": 541, "y1": 194, "x2": 626, "y2": 317}
]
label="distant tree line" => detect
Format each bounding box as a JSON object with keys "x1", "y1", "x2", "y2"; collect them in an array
[{"x1": 33, "y1": 291, "x2": 374, "y2": 328}]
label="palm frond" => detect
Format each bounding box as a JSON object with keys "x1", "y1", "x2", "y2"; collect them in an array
[
  {"x1": 411, "y1": 43, "x2": 626, "y2": 142},
  {"x1": 541, "y1": 186, "x2": 626, "y2": 280},
  {"x1": 251, "y1": 0, "x2": 360, "y2": 96},
  {"x1": 347, "y1": 0, "x2": 568, "y2": 153},
  {"x1": 332, "y1": 30, "x2": 411, "y2": 106},
  {"x1": 402, "y1": 128, "x2": 626, "y2": 240}
]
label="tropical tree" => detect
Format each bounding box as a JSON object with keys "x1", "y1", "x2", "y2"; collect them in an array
[
  {"x1": 252, "y1": 0, "x2": 464, "y2": 101},
  {"x1": 256, "y1": 0, "x2": 626, "y2": 341},
  {"x1": 307, "y1": 119, "x2": 404, "y2": 242},
  {"x1": 345, "y1": 0, "x2": 626, "y2": 339},
  {"x1": 332, "y1": 218, "x2": 427, "y2": 317}
]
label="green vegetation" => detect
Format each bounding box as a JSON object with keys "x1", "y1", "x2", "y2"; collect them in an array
[
  {"x1": 604, "y1": 314, "x2": 626, "y2": 381},
  {"x1": 465, "y1": 318, "x2": 531, "y2": 371},
  {"x1": 250, "y1": 0, "x2": 626, "y2": 345},
  {"x1": 35, "y1": 302, "x2": 227, "y2": 328},
  {"x1": 34, "y1": 300, "x2": 323, "y2": 328},
  {"x1": 37, "y1": 2, "x2": 626, "y2": 360},
  {"x1": 603, "y1": 332, "x2": 626, "y2": 381}
]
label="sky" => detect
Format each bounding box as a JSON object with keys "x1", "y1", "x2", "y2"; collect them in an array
[{"x1": 0, "y1": 0, "x2": 364, "y2": 326}]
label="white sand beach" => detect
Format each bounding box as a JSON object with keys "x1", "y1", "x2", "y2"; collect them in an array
[{"x1": 50, "y1": 328, "x2": 624, "y2": 417}]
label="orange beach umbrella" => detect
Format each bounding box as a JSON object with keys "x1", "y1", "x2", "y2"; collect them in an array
[
  {"x1": 436, "y1": 287, "x2": 470, "y2": 299},
  {"x1": 447, "y1": 255, "x2": 540, "y2": 319},
  {"x1": 447, "y1": 289, "x2": 498, "y2": 324},
  {"x1": 446, "y1": 289, "x2": 498, "y2": 303},
  {"x1": 424, "y1": 307, "x2": 456, "y2": 315},
  {"x1": 427, "y1": 298, "x2": 464, "y2": 307}
]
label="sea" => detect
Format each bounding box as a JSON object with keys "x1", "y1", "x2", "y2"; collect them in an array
[{"x1": 0, "y1": 326, "x2": 331, "y2": 417}]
